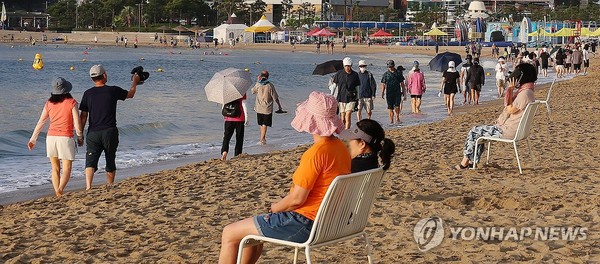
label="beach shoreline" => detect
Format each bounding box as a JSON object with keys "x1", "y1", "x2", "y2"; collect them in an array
[{"x1": 1, "y1": 29, "x2": 485, "y2": 58}]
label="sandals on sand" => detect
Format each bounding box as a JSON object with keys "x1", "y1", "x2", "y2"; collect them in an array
[{"x1": 455, "y1": 163, "x2": 474, "y2": 170}]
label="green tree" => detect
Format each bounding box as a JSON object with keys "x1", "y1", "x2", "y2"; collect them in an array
[
  {"x1": 281, "y1": 0, "x2": 293, "y2": 19},
  {"x1": 248, "y1": 0, "x2": 267, "y2": 24},
  {"x1": 47, "y1": 0, "x2": 76, "y2": 30},
  {"x1": 120, "y1": 6, "x2": 135, "y2": 27}
]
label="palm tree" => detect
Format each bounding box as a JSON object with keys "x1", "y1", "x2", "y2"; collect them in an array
[{"x1": 120, "y1": 6, "x2": 135, "y2": 28}]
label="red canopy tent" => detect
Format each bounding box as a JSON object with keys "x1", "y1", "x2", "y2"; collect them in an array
[
  {"x1": 312, "y1": 28, "x2": 337, "y2": 37},
  {"x1": 370, "y1": 29, "x2": 394, "y2": 37},
  {"x1": 306, "y1": 27, "x2": 321, "y2": 36}
]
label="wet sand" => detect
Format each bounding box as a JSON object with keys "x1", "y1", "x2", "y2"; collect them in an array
[{"x1": 1, "y1": 31, "x2": 599, "y2": 263}]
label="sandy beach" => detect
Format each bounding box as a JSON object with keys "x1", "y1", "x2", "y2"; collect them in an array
[
  {"x1": 1, "y1": 29, "x2": 474, "y2": 57},
  {"x1": 1, "y1": 31, "x2": 599, "y2": 262}
]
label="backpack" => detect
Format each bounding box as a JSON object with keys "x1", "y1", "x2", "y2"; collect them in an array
[{"x1": 222, "y1": 99, "x2": 241, "y2": 117}]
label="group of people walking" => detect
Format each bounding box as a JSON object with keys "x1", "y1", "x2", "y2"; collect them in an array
[
  {"x1": 29, "y1": 65, "x2": 143, "y2": 196},
  {"x1": 329, "y1": 57, "x2": 429, "y2": 127}
]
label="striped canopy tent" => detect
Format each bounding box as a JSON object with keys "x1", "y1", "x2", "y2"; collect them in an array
[
  {"x1": 527, "y1": 28, "x2": 552, "y2": 37},
  {"x1": 424, "y1": 27, "x2": 448, "y2": 36},
  {"x1": 245, "y1": 15, "x2": 276, "y2": 33},
  {"x1": 592, "y1": 28, "x2": 600, "y2": 37}
]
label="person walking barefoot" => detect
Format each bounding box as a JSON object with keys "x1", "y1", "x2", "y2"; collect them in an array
[
  {"x1": 29, "y1": 77, "x2": 83, "y2": 197},
  {"x1": 441, "y1": 61, "x2": 460, "y2": 116}
]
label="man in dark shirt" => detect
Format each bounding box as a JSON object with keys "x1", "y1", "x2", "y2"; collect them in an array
[
  {"x1": 381, "y1": 60, "x2": 406, "y2": 125},
  {"x1": 356, "y1": 59, "x2": 377, "y2": 120},
  {"x1": 80, "y1": 65, "x2": 140, "y2": 190},
  {"x1": 539, "y1": 48, "x2": 550, "y2": 77},
  {"x1": 333, "y1": 57, "x2": 360, "y2": 129},
  {"x1": 465, "y1": 58, "x2": 485, "y2": 105}
]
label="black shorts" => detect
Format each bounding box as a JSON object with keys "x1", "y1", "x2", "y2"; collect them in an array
[
  {"x1": 565, "y1": 63, "x2": 571, "y2": 68},
  {"x1": 410, "y1": 94, "x2": 422, "y2": 99},
  {"x1": 573, "y1": 64, "x2": 581, "y2": 70},
  {"x1": 257, "y1": 113, "x2": 273, "y2": 127},
  {"x1": 542, "y1": 63, "x2": 549, "y2": 69},
  {"x1": 472, "y1": 84, "x2": 482, "y2": 92},
  {"x1": 85, "y1": 127, "x2": 119, "y2": 172},
  {"x1": 584, "y1": 60, "x2": 590, "y2": 68}
]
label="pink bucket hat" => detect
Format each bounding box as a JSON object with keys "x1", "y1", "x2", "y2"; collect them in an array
[{"x1": 291, "y1": 91, "x2": 344, "y2": 136}]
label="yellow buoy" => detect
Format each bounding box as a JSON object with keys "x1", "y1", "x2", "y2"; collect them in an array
[
  {"x1": 157, "y1": 68, "x2": 164, "y2": 72},
  {"x1": 244, "y1": 68, "x2": 250, "y2": 72},
  {"x1": 486, "y1": 72, "x2": 491, "y2": 76},
  {"x1": 70, "y1": 66, "x2": 75, "y2": 71},
  {"x1": 32, "y1": 53, "x2": 44, "y2": 70},
  {"x1": 82, "y1": 59, "x2": 87, "y2": 62}
]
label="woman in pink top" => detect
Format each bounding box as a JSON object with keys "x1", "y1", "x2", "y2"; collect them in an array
[
  {"x1": 221, "y1": 94, "x2": 248, "y2": 161},
  {"x1": 28, "y1": 78, "x2": 83, "y2": 197},
  {"x1": 407, "y1": 61, "x2": 426, "y2": 113}
]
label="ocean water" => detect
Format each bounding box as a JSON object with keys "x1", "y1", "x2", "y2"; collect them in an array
[{"x1": 0, "y1": 44, "x2": 558, "y2": 194}]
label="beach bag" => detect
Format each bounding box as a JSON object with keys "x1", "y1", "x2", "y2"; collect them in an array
[{"x1": 222, "y1": 99, "x2": 241, "y2": 117}]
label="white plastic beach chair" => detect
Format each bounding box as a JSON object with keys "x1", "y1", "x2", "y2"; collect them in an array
[
  {"x1": 236, "y1": 168, "x2": 386, "y2": 264},
  {"x1": 538, "y1": 78, "x2": 556, "y2": 117},
  {"x1": 473, "y1": 102, "x2": 541, "y2": 174}
]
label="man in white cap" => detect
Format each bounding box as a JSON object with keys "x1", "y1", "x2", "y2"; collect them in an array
[
  {"x1": 356, "y1": 59, "x2": 377, "y2": 120},
  {"x1": 332, "y1": 57, "x2": 360, "y2": 129},
  {"x1": 79, "y1": 64, "x2": 141, "y2": 190},
  {"x1": 495, "y1": 56, "x2": 508, "y2": 98}
]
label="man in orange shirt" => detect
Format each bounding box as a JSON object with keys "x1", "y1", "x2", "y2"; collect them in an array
[{"x1": 218, "y1": 91, "x2": 351, "y2": 264}]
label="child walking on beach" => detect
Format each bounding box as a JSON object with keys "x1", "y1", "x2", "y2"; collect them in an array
[{"x1": 28, "y1": 78, "x2": 83, "y2": 197}]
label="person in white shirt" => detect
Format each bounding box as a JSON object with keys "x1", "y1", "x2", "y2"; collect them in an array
[
  {"x1": 583, "y1": 47, "x2": 591, "y2": 75},
  {"x1": 495, "y1": 57, "x2": 508, "y2": 98}
]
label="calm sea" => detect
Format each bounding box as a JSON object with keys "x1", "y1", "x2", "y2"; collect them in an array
[{"x1": 0, "y1": 44, "x2": 556, "y2": 194}]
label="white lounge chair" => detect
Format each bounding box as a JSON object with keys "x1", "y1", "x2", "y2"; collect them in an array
[
  {"x1": 538, "y1": 78, "x2": 556, "y2": 117},
  {"x1": 236, "y1": 168, "x2": 386, "y2": 264},
  {"x1": 473, "y1": 101, "x2": 541, "y2": 174}
]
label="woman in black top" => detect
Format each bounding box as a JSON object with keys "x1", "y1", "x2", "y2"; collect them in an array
[
  {"x1": 441, "y1": 61, "x2": 461, "y2": 116},
  {"x1": 339, "y1": 119, "x2": 396, "y2": 173}
]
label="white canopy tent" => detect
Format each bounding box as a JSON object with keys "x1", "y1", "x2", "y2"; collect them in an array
[{"x1": 212, "y1": 13, "x2": 253, "y2": 44}]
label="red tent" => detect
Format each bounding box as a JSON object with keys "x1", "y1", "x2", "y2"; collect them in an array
[
  {"x1": 312, "y1": 28, "x2": 337, "y2": 37},
  {"x1": 306, "y1": 27, "x2": 321, "y2": 36},
  {"x1": 370, "y1": 29, "x2": 394, "y2": 37}
]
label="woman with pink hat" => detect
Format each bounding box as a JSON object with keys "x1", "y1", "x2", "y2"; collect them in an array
[{"x1": 218, "y1": 91, "x2": 351, "y2": 263}]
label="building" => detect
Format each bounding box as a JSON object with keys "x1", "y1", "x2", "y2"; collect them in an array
[
  {"x1": 244, "y1": 0, "x2": 323, "y2": 26},
  {"x1": 328, "y1": 0, "x2": 391, "y2": 21},
  {"x1": 405, "y1": 0, "x2": 556, "y2": 22},
  {"x1": 406, "y1": 0, "x2": 466, "y2": 22}
]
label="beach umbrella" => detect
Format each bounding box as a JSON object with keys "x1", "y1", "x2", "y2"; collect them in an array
[
  {"x1": 172, "y1": 25, "x2": 189, "y2": 36},
  {"x1": 158, "y1": 25, "x2": 170, "y2": 33},
  {"x1": 204, "y1": 68, "x2": 253, "y2": 104},
  {"x1": 312, "y1": 60, "x2": 343, "y2": 75},
  {"x1": 429, "y1": 52, "x2": 462, "y2": 72}
]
